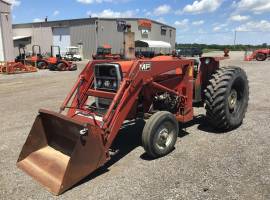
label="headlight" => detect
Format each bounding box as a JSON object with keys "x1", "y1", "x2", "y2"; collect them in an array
[
  {"x1": 112, "y1": 81, "x2": 117, "y2": 89},
  {"x1": 97, "y1": 79, "x2": 102, "y2": 87},
  {"x1": 104, "y1": 80, "x2": 111, "y2": 88}
]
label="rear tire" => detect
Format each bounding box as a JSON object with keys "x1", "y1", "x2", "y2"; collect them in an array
[
  {"x1": 56, "y1": 62, "x2": 67, "y2": 71},
  {"x1": 256, "y1": 53, "x2": 267, "y2": 61},
  {"x1": 142, "y1": 111, "x2": 178, "y2": 158},
  {"x1": 204, "y1": 67, "x2": 249, "y2": 130},
  {"x1": 37, "y1": 61, "x2": 47, "y2": 69},
  {"x1": 69, "y1": 64, "x2": 77, "y2": 71}
]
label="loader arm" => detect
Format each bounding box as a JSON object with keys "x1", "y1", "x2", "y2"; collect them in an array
[
  {"x1": 63, "y1": 58, "x2": 194, "y2": 150},
  {"x1": 92, "y1": 59, "x2": 194, "y2": 149}
]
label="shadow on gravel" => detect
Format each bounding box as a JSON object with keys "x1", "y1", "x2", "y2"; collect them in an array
[
  {"x1": 71, "y1": 115, "x2": 230, "y2": 191},
  {"x1": 182, "y1": 114, "x2": 232, "y2": 134}
]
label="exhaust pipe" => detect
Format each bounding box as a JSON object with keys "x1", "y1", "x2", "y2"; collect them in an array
[
  {"x1": 17, "y1": 109, "x2": 107, "y2": 195},
  {"x1": 124, "y1": 25, "x2": 135, "y2": 60}
]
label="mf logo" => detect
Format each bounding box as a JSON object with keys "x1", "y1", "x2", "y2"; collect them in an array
[{"x1": 139, "y1": 63, "x2": 151, "y2": 71}]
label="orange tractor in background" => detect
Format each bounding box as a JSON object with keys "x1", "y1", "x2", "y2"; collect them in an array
[
  {"x1": 92, "y1": 44, "x2": 122, "y2": 60},
  {"x1": 31, "y1": 45, "x2": 49, "y2": 69},
  {"x1": 244, "y1": 48, "x2": 270, "y2": 61},
  {"x1": 15, "y1": 45, "x2": 49, "y2": 69},
  {"x1": 47, "y1": 46, "x2": 77, "y2": 71}
]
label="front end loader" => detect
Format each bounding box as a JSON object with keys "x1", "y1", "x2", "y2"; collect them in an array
[
  {"x1": 17, "y1": 55, "x2": 249, "y2": 195},
  {"x1": 244, "y1": 48, "x2": 270, "y2": 61}
]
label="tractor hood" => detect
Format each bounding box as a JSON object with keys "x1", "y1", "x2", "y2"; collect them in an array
[
  {"x1": 115, "y1": 56, "x2": 177, "y2": 75},
  {"x1": 116, "y1": 60, "x2": 135, "y2": 74}
]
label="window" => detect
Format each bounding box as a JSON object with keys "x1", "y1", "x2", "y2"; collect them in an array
[
  {"x1": 161, "y1": 29, "x2": 166, "y2": 35},
  {"x1": 161, "y1": 26, "x2": 167, "y2": 36},
  {"x1": 117, "y1": 20, "x2": 127, "y2": 32},
  {"x1": 141, "y1": 29, "x2": 149, "y2": 38}
]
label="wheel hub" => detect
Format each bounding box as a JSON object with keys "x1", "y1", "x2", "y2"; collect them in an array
[
  {"x1": 157, "y1": 128, "x2": 170, "y2": 148},
  {"x1": 228, "y1": 89, "x2": 237, "y2": 110}
]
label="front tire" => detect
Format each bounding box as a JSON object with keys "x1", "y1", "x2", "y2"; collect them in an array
[
  {"x1": 256, "y1": 53, "x2": 266, "y2": 61},
  {"x1": 142, "y1": 111, "x2": 178, "y2": 158},
  {"x1": 204, "y1": 67, "x2": 249, "y2": 130}
]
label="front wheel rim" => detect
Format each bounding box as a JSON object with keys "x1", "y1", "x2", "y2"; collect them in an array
[{"x1": 155, "y1": 121, "x2": 175, "y2": 151}]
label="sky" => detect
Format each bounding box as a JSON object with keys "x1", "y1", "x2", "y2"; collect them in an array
[{"x1": 7, "y1": 0, "x2": 270, "y2": 45}]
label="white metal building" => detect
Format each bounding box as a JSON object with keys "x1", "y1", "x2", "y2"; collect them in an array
[
  {"x1": 0, "y1": 0, "x2": 14, "y2": 61},
  {"x1": 13, "y1": 18, "x2": 176, "y2": 59}
]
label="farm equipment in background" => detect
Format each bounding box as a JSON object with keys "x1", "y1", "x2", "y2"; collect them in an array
[
  {"x1": 64, "y1": 46, "x2": 82, "y2": 61},
  {"x1": 176, "y1": 47, "x2": 203, "y2": 57},
  {"x1": 15, "y1": 45, "x2": 49, "y2": 69},
  {"x1": 244, "y1": 49, "x2": 270, "y2": 61},
  {"x1": 224, "y1": 48, "x2": 230, "y2": 57},
  {"x1": 0, "y1": 61, "x2": 37, "y2": 74},
  {"x1": 47, "y1": 46, "x2": 77, "y2": 71},
  {"x1": 92, "y1": 44, "x2": 122, "y2": 60},
  {"x1": 135, "y1": 50, "x2": 155, "y2": 58},
  {"x1": 30, "y1": 45, "x2": 49, "y2": 69},
  {"x1": 15, "y1": 46, "x2": 27, "y2": 64},
  {"x1": 17, "y1": 54, "x2": 249, "y2": 195}
]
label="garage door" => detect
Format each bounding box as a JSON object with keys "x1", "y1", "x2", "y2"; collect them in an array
[
  {"x1": 53, "y1": 27, "x2": 70, "y2": 56},
  {"x1": 0, "y1": 16, "x2": 4, "y2": 61}
]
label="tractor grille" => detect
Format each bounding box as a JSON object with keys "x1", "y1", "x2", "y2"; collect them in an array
[
  {"x1": 94, "y1": 63, "x2": 122, "y2": 91},
  {"x1": 94, "y1": 63, "x2": 122, "y2": 108}
]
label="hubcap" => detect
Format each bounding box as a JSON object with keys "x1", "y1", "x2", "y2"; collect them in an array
[
  {"x1": 155, "y1": 123, "x2": 174, "y2": 150},
  {"x1": 228, "y1": 89, "x2": 237, "y2": 110}
]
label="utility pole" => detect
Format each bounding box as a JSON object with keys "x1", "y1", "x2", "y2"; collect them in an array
[{"x1": 233, "y1": 30, "x2": 237, "y2": 49}]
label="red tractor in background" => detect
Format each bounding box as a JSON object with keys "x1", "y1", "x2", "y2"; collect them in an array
[
  {"x1": 17, "y1": 55, "x2": 249, "y2": 195},
  {"x1": 31, "y1": 45, "x2": 49, "y2": 69},
  {"x1": 92, "y1": 44, "x2": 122, "y2": 60},
  {"x1": 244, "y1": 48, "x2": 270, "y2": 61},
  {"x1": 15, "y1": 45, "x2": 49, "y2": 69},
  {"x1": 48, "y1": 45, "x2": 77, "y2": 71}
]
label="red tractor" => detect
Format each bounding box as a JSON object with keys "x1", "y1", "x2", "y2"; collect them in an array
[
  {"x1": 47, "y1": 46, "x2": 77, "y2": 71},
  {"x1": 17, "y1": 55, "x2": 249, "y2": 195},
  {"x1": 92, "y1": 44, "x2": 122, "y2": 60},
  {"x1": 31, "y1": 45, "x2": 49, "y2": 69},
  {"x1": 15, "y1": 45, "x2": 49, "y2": 69},
  {"x1": 244, "y1": 48, "x2": 270, "y2": 61}
]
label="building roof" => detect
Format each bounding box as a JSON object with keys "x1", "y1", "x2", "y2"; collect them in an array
[
  {"x1": 0, "y1": 0, "x2": 11, "y2": 5},
  {"x1": 13, "y1": 17, "x2": 176, "y2": 30},
  {"x1": 13, "y1": 35, "x2": 32, "y2": 40},
  {"x1": 135, "y1": 40, "x2": 172, "y2": 48}
]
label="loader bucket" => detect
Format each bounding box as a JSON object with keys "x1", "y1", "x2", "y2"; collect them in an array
[{"x1": 17, "y1": 109, "x2": 107, "y2": 195}]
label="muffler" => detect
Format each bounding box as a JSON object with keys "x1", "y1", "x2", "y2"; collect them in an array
[{"x1": 17, "y1": 109, "x2": 107, "y2": 195}]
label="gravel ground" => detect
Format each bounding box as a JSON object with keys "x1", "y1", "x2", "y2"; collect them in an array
[{"x1": 0, "y1": 52, "x2": 269, "y2": 200}]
